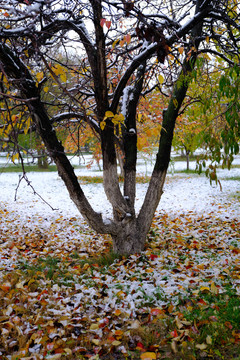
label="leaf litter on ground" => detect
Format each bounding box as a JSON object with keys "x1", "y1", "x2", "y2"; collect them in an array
[{"x1": 0, "y1": 197, "x2": 240, "y2": 359}]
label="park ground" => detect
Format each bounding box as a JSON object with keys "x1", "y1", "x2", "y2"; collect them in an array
[{"x1": 0, "y1": 153, "x2": 239, "y2": 360}]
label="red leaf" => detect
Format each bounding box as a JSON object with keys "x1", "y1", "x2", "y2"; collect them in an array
[
  {"x1": 105, "y1": 20, "x2": 111, "y2": 29},
  {"x1": 100, "y1": 18, "x2": 106, "y2": 27},
  {"x1": 99, "y1": 317, "x2": 109, "y2": 328},
  {"x1": 225, "y1": 321, "x2": 233, "y2": 330},
  {"x1": 198, "y1": 298, "x2": 208, "y2": 306},
  {"x1": 136, "y1": 342, "x2": 146, "y2": 352},
  {"x1": 170, "y1": 329, "x2": 178, "y2": 338},
  {"x1": 125, "y1": 34, "x2": 131, "y2": 44}
]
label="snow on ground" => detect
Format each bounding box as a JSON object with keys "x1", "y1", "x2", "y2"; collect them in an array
[{"x1": 0, "y1": 154, "x2": 239, "y2": 222}]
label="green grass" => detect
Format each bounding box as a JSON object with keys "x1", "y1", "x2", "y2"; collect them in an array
[
  {"x1": 18, "y1": 255, "x2": 74, "y2": 284},
  {"x1": 172, "y1": 155, "x2": 198, "y2": 162},
  {"x1": 72, "y1": 248, "x2": 122, "y2": 269},
  {"x1": 77, "y1": 175, "x2": 151, "y2": 184},
  {"x1": 223, "y1": 164, "x2": 240, "y2": 170},
  {"x1": 0, "y1": 164, "x2": 58, "y2": 172},
  {"x1": 221, "y1": 176, "x2": 240, "y2": 181},
  {"x1": 177, "y1": 169, "x2": 198, "y2": 174}
]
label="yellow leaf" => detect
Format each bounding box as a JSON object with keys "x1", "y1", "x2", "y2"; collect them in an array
[
  {"x1": 116, "y1": 290, "x2": 125, "y2": 298},
  {"x1": 112, "y1": 340, "x2": 121, "y2": 346},
  {"x1": 60, "y1": 72, "x2": 67, "y2": 83},
  {"x1": 28, "y1": 278, "x2": 36, "y2": 287},
  {"x1": 53, "y1": 64, "x2": 64, "y2": 76},
  {"x1": 206, "y1": 335, "x2": 212, "y2": 345},
  {"x1": 196, "y1": 343, "x2": 207, "y2": 350},
  {"x1": 105, "y1": 111, "x2": 114, "y2": 118},
  {"x1": 158, "y1": 74, "x2": 164, "y2": 84},
  {"x1": 112, "y1": 113, "x2": 125, "y2": 125},
  {"x1": 210, "y1": 282, "x2": 218, "y2": 294},
  {"x1": 36, "y1": 72, "x2": 44, "y2": 82},
  {"x1": 24, "y1": 117, "x2": 31, "y2": 135},
  {"x1": 200, "y1": 286, "x2": 210, "y2": 292},
  {"x1": 12, "y1": 153, "x2": 19, "y2": 163},
  {"x1": 140, "y1": 352, "x2": 156, "y2": 360},
  {"x1": 223, "y1": 269, "x2": 230, "y2": 275},
  {"x1": 173, "y1": 98, "x2": 178, "y2": 109},
  {"x1": 90, "y1": 323, "x2": 99, "y2": 330},
  {"x1": 11, "y1": 114, "x2": 18, "y2": 122},
  {"x1": 206, "y1": 36, "x2": 210, "y2": 43},
  {"x1": 43, "y1": 86, "x2": 49, "y2": 93},
  {"x1": 83, "y1": 263, "x2": 90, "y2": 270},
  {"x1": 100, "y1": 120, "x2": 106, "y2": 130},
  {"x1": 112, "y1": 39, "x2": 119, "y2": 49},
  {"x1": 146, "y1": 268, "x2": 154, "y2": 273},
  {"x1": 16, "y1": 281, "x2": 24, "y2": 289},
  {"x1": 92, "y1": 339, "x2": 100, "y2": 345}
]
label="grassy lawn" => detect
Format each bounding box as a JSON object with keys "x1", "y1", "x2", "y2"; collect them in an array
[{"x1": 0, "y1": 164, "x2": 58, "y2": 172}]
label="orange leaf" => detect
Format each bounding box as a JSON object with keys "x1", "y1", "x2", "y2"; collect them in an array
[
  {"x1": 140, "y1": 352, "x2": 156, "y2": 360},
  {"x1": 1, "y1": 282, "x2": 11, "y2": 292},
  {"x1": 115, "y1": 330, "x2": 123, "y2": 337},
  {"x1": 170, "y1": 329, "x2": 178, "y2": 338},
  {"x1": 150, "y1": 308, "x2": 164, "y2": 316},
  {"x1": 178, "y1": 46, "x2": 184, "y2": 54}
]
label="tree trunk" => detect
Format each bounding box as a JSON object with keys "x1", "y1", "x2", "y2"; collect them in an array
[
  {"x1": 112, "y1": 219, "x2": 146, "y2": 254},
  {"x1": 186, "y1": 150, "x2": 190, "y2": 171}
]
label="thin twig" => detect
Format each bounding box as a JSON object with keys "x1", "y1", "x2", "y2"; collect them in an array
[{"x1": 15, "y1": 172, "x2": 58, "y2": 211}]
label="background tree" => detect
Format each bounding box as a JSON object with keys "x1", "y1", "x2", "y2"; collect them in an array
[{"x1": 0, "y1": 0, "x2": 239, "y2": 254}]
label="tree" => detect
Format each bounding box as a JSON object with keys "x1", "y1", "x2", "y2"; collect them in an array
[
  {"x1": 197, "y1": 63, "x2": 240, "y2": 178},
  {"x1": 0, "y1": 0, "x2": 239, "y2": 255}
]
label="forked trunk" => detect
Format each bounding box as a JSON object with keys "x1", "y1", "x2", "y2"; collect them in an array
[{"x1": 112, "y1": 219, "x2": 146, "y2": 255}]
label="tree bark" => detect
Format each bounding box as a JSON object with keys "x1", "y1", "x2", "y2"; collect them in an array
[
  {"x1": 186, "y1": 150, "x2": 190, "y2": 171},
  {"x1": 112, "y1": 218, "x2": 146, "y2": 254},
  {"x1": 123, "y1": 63, "x2": 146, "y2": 212}
]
